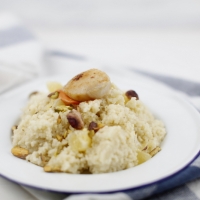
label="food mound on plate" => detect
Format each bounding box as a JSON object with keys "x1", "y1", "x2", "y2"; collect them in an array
[{"x1": 11, "y1": 69, "x2": 166, "y2": 174}]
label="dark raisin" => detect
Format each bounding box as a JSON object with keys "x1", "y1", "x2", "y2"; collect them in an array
[{"x1": 125, "y1": 90, "x2": 139, "y2": 100}]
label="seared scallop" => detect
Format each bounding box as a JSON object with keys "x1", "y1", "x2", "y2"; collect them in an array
[{"x1": 63, "y1": 68, "x2": 111, "y2": 101}]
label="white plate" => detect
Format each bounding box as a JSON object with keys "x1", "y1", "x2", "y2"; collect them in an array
[{"x1": 0, "y1": 74, "x2": 200, "y2": 193}]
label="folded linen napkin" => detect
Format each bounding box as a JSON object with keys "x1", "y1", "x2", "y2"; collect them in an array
[
  {"x1": 0, "y1": 13, "x2": 44, "y2": 95},
  {"x1": 1, "y1": 13, "x2": 200, "y2": 200}
]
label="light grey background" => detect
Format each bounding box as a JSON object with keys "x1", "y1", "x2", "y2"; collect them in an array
[{"x1": 0, "y1": 0, "x2": 200, "y2": 29}]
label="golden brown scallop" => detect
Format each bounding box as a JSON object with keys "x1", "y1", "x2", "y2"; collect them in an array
[{"x1": 63, "y1": 68, "x2": 111, "y2": 101}]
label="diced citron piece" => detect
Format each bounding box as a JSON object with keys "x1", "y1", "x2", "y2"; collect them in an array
[
  {"x1": 68, "y1": 129, "x2": 91, "y2": 152},
  {"x1": 46, "y1": 81, "x2": 63, "y2": 92},
  {"x1": 137, "y1": 150, "x2": 151, "y2": 165},
  {"x1": 54, "y1": 99, "x2": 65, "y2": 107}
]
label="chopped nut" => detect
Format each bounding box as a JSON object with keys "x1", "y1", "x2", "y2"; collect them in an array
[
  {"x1": 63, "y1": 131, "x2": 68, "y2": 139},
  {"x1": 143, "y1": 146, "x2": 148, "y2": 151},
  {"x1": 29, "y1": 91, "x2": 38, "y2": 98},
  {"x1": 57, "y1": 116, "x2": 62, "y2": 124},
  {"x1": 48, "y1": 91, "x2": 59, "y2": 99},
  {"x1": 11, "y1": 146, "x2": 29, "y2": 159},
  {"x1": 88, "y1": 121, "x2": 104, "y2": 132},
  {"x1": 72, "y1": 104, "x2": 80, "y2": 112},
  {"x1": 54, "y1": 105, "x2": 71, "y2": 112},
  {"x1": 125, "y1": 90, "x2": 139, "y2": 100},
  {"x1": 67, "y1": 109, "x2": 84, "y2": 130},
  {"x1": 97, "y1": 122, "x2": 104, "y2": 129},
  {"x1": 56, "y1": 134, "x2": 63, "y2": 142},
  {"x1": 150, "y1": 146, "x2": 161, "y2": 157},
  {"x1": 41, "y1": 155, "x2": 47, "y2": 162},
  {"x1": 44, "y1": 165, "x2": 60, "y2": 172},
  {"x1": 44, "y1": 166, "x2": 52, "y2": 172},
  {"x1": 41, "y1": 155, "x2": 44, "y2": 161},
  {"x1": 11, "y1": 125, "x2": 18, "y2": 133},
  {"x1": 88, "y1": 121, "x2": 98, "y2": 131},
  {"x1": 40, "y1": 155, "x2": 49, "y2": 166}
]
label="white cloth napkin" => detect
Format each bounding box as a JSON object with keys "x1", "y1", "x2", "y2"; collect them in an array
[{"x1": 0, "y1": 12, "x2": 45, "y2": 95}]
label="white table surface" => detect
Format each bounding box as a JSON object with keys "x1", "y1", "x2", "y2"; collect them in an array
[{"x1": 33, "y1": 28, "x2": 200, "y2": 82}]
